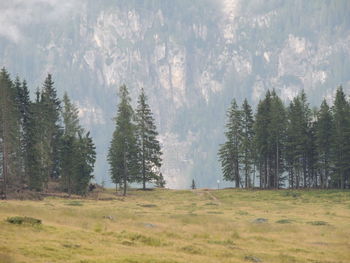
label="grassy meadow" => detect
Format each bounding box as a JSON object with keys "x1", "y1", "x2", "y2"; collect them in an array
[{"x1": 0, "y1": 189, "x2": 349, "y2": 263}]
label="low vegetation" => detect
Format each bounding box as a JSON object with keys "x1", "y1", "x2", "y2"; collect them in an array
[{"x1": 0, "y1": 188, "x2": 349, "y2": 263}]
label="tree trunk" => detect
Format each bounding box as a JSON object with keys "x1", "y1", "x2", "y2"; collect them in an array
[{"x1": 123, "y1": 152, "x2": 127, "y2": 196}]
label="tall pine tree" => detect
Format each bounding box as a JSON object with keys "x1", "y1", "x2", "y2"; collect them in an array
[
  {"x1": 108, "y1": 85, "x2": 139, "y2": 195},
  {"x1": 40, "y1": 74, "x2": 62, "y2": 189},
  {"x1": 135, "y1": 88, "x2": 162, "y2": 190},
  {"x1": 331, "y1": 86, "x2": 350, "y2": 189},
  {"x1": 218, "y1": 99, "x2": 242, "y2": 188},
  {"x1": 241, "y1": 99, "x2": 254, "y2": 188}
]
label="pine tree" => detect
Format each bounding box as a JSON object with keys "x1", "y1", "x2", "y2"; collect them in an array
[
  {"x1": 27, "y1": 89, "x2": 44, "y2": 191},
  {"x1": 155, "y1": 172, "x2": 166, "y2": 188},
  {"x1": 331, "y1": 86, "x2": 350, "y2": 189},
  {"x1": 108, "y1": 85, "x2": 139, "y2": 195},
  {"x1": 135, "y1": 88, "x2": 162, "y2": 190},
  {"x1": 14, "y1": 78, "x2": 32, "y2": 188},
  {"x1": 254, "y1": 91, "x2": 271, "y2": 188},
  {"x1": 241, "y1": 99, "x2": 254, "y2": 188},
  {"x1": 268, "y1": 90, "x2": 286, "y2": 188},
  {"x1": 0, "y1": 68, "x2": 21, "y2": 197},
  {"x1": 191, "y1": 179, "x2": 196, "y2": 189},
  {"x1": 73, "y1": 132, "x2": 96, "y2": 195},
  {"x1": 218, "y1": 99, "x2": 242, "y2": 188},
  {"x1": 315, "y1": 100, "x2": 332, "y2": 188},
  {"x1": 40, "y1": 74, "x2": 62, "y2": 189},
  {"x1": 61, "y1": 93, "x2": 95, "y2": 195}
]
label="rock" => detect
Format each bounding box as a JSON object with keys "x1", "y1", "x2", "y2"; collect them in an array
[
  {"x1": 103, "y1": 215, "x2": 115, "y2": 221},
  {"x1": 252, "y1": 218, "x2": 268, "y2": 223},
  {"x1": 143, "y1": 223, "x2": 157, "y2": 228},
  {"x1": 244, "y1": 255, "x2": 262, "y2": 262}
]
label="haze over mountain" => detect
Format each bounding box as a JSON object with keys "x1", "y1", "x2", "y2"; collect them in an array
[{"x1": 1, "y1": 0, "x2": 349, "y2": 188}]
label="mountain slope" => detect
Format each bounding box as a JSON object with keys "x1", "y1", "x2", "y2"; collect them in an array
[{"x1": 0, "y1": 0, "x2": 349, "y2": 188}]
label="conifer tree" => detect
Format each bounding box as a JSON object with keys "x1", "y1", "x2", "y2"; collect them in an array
[
  {"x1": 40, "y1": 74, "x2": 62, "y2": 188},
  {"x1": 331, "y1": 86, "x2": 350, "y2": 189},
  {"x1": 254, "y1": 91, "x2": 271, "y2": 188},
  {"x1": 108, "y1": 85, "x2": 139, "y2": 195},
  {"x1": 218, "y1": 99, "x2": 242, "y2": 188},
  {"x1": 191, "y1": 179, "x2": 196, "y2": 189},
  {"x1": 27, "y1": 89, "x2": 44, "y2": 191},
  {"x1": 73, "y1": 132, "x2": 96, "y2": 195},
  {"x1": 135, "y1": 88, "x2": 162, "y2": 189},
  {"x1": 268, "y1": 90, "x2": 287, "y2": 188},
  {"x1": 0, "y1": 68, "x2": 21, "y2": 196},
  {"x1": 14, "y1": 78, "x2": 32, "y2": 188},
  {"x1": 315, "y1": 100, "x2": 332, "y2": 188},
  {"x1": 61, "y1": 93, "x2": 95, "y2": 195},
  {"x1": 241, "y1": 99, "x2": 254, "y2": 188},
  {"x1": 155, "y1": 172, "x2": 166, "y2": 188}
]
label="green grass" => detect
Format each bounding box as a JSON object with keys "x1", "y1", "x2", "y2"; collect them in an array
[{"x1": 0, "y1": 188, "x2": 349, "y2": 263}]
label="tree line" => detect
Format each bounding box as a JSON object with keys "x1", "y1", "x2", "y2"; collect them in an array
[
  {"x1": 0, "y1": 68, "x2": 96, "y2": 199},
  {"x1": 108, "y1": 85, "x2": 164, "y2": 195},
  {"x1": 219, "y1": 87, "x2": 350, "y2": 189}
]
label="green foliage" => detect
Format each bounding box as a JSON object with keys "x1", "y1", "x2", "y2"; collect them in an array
[
  {"x1": 0, "y1": 68, "x2": 95, "y2": 196},
  {"x1": 6, "y1": 216, "x2": 41, "y2": 225},
  {"x1": 108, "y1": 85, "x2": 139, "y2": 195},
  {"x1": 135, "y1": 88, "x2": 162, "y2": 189},
  {"x1": 220, "y1": 87, "x2": 350, "y2": 189},
  {"x1": 218, "y1": 99, "x2": 242, "y2": 187}
]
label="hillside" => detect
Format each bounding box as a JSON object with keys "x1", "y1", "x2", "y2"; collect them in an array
[
  {"x1": 1, "y1": 1, "x2": 350, "y2": 187},
  {"x1": 0, "y1": 189, "x2": 349, "y2": 262}
]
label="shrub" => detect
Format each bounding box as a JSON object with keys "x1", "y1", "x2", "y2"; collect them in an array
[{"x1": 6, "y1": 216, "x2": 41, "y2": 225}]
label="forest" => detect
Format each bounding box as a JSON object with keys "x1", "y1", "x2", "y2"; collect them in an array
[
  {"x1": 1, "y1": 66, "x2": 350, "y2": 201},
  {"x1": 219, "y1": 88, "x2": 350, "y2": 189},
  {"x1": 0, "y1": 68, "x2": 165, "y2": 199},
  {"x1": 0, "y1": 68, "x2": 96, "y2": 199}
]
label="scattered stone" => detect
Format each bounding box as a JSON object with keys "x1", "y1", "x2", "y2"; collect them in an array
[
  {"x1": 6, "y1": 216, "x2": 41, "y2": 225},
  {"x1": 252, "y1": 218, "x2": 268, "y2": 224},
  {"x1": 103, "y1": 215, "x2": 115, "y2": 221},
  {"x1": 143, "y1": 223, "x2": 157, "y2": 228},
  {"x1": 138, "y1": 204, "x2": 157, "y2": 208},
  {"x1": 62, "y1": 243, "x2": 81, "y2": 249},
  {"x1": 244, "y1": 255, "x2": 262, "y2": 262},
  {"x1": 276, "y1": 219, "x2": 292, "y2": 224}
]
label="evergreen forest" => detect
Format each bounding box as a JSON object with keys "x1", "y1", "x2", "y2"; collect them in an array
[
  {"x1": 0, "y1": 68, "x2": 96, "y2": 199},
  {"x1": 219, "y1": 88, "x2": 350, "y2": 189}
]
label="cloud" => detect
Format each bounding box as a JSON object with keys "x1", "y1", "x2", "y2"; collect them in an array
[{"x1": 0, "y1": 0, "x2": 84, "y2": 43}]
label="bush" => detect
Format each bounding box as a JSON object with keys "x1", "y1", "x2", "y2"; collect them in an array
[
  {"x1": 6, "y1": 216, "x2": 41, "y2": 225},
  {"x1": 307, "y1": 221, "x2": 328, "y2": 226}
]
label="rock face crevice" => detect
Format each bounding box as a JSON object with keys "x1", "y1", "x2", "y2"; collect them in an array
[{"x1": 1, "y1": 0, "x2": 349, "y2": 188}]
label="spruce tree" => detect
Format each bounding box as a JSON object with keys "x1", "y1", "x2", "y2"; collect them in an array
[
  {"x1": 268, "y1": 90, "x2": 286, "y2": 188},
  {"x1": 241, "y1": 99, "x2": 254, "y2": 188},
  {"x1": 155, "y1": 172, "x2": 166, "y2": 188},
  {"x1": 14, "y1": 78, "x2": 32, "y2": 188},
  {"x1": 254, "y1": 91, "x2": 271, "y2": 188},
  {"x1": 191, "y1": 179, "x2": 196, "y2": 189},
  {"x1": 61, "y1": 93, "x2": 95, "y2": 195},
  {"x1": 27, "y1": 89, "x2": 44, "y2": 191},
  {"x1": 331, "y1": 86, "x2": 350, "y2": 189},
  {"x1": 135, "y1": 88, "x2": 162, "y2": 190},
  {"x1": 0, "y1": 68, "x2": 21, "y2": 196},
  {"x1": 40, "y1": 74, "x2": 62, "y2": 188},
  {"x1": 315, "y1": 100, "x2": 332, "y2": 188},
  {"x1": 218, "y1": 99, "x2": 242, "y2": 188},
  {"x1": 108, "y1": 85, "x2": 139, "y2": 195},
  {"x1": 73, "y1": 132, "x2": 96, "y2": 195}
]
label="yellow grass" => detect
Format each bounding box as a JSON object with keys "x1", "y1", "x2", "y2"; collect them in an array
[{"x1": 0, "y1": 189, "x2": 349, "y2": 263}]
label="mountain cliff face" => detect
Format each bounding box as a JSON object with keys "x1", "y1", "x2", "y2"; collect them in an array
[{"x1": 1, "y1": 0, "x2": 349, "y2": 188}]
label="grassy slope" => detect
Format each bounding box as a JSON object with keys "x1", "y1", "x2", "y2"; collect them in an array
[{"x1": 0, "y1": 189, "x2": 349, "y2": 263}]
